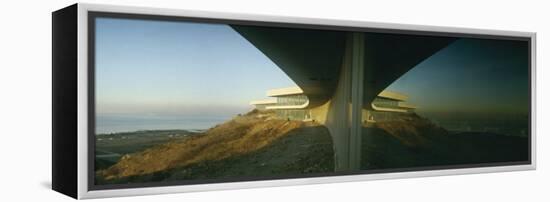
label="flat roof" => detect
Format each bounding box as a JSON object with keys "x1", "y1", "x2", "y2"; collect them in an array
[
  {"x1": 267, "y1": 86, "x2": 409, "y2": 101},
  {"x1": 266, "y1": 86, "x2": 304, "y2": 97},
  {"x1": 377, "y1": 90, "x2": 409, "y2": 101}
]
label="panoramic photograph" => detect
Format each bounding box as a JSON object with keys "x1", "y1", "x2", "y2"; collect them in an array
[{"x1": 93, "y1": 16, "x2": 530, "y2": 186}]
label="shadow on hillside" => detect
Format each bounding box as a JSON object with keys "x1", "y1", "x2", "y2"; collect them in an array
[{"x1": 361, "y1": 127, "x2": 529, "y2": 170}]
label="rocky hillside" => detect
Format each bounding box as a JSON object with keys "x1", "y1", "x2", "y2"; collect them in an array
[
  {"x1": 97, "y1": 110, "x2": 334, "y2": 183},
  {"x1": 361, "y1": 113, "x2": 528, "y2": 169},
  {"x1": 96, "y1": 110, "x2": 527, "y2": 185},
  {"x1": 372, "y1": 113, "x2": 448, "y2": 148}
]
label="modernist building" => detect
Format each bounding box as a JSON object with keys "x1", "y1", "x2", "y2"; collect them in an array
[
  {"x1": 250, "y1": 87, "x2": 312, "y2": 121},
  {"x1": 251, "y1": 86, "x2": 415, "y2": 122},
  {"x1": 366, "y1": 90, "x2": 417, "y2": 122},
  {"x1": 234, "y1": 27, "x2": 453, "y2": 170}
]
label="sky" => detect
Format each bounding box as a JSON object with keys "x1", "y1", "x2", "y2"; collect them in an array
[
  {"x1": 95, "y1": 17, "x2": 296, "y2": 117},
  {"x1": 386, "y1": 38, "x2": 529, "y2": 119},
  {"x1": 96, "y1": 17, "x2": 529, "y2": 120}
]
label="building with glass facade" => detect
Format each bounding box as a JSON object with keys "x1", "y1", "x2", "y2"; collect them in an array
[{"x1": 251, "y1": 86, "x2": 415, "y2": 122}]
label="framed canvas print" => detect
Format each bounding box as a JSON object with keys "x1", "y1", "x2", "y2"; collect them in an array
[{"x1": 52, "y1": 3, "x2": 536, "y2": 199}]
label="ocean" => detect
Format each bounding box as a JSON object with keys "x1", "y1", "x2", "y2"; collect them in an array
[{"x1": 96, "y1": 114, "x2": 231, "y2": 134}]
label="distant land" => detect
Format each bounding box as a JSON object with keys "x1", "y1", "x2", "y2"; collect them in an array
[{"x1": 96, "y1": 114, "x2": 231, "y2": 134}]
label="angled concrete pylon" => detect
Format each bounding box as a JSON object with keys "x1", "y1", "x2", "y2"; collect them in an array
[
  {"x1": 321, "y1": 32, "x2": 365, "y2": 171},
  {"x1": 231, "y1": 25, "x2": 456, "y2": 171}
]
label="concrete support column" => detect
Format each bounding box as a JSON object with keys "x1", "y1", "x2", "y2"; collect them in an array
[
  {"x1": 349, "y1": 33, "x2": 365, "y2": 170},
  {"x1": 325, "y1": 32, "x2": 365, "y2": 171}
]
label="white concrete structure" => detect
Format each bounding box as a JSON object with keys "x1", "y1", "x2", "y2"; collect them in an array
[
  {"x1": 233, "y1": 28, "x2": 454, "y2": 171},
  {"x1": 251, "y1": 87, "x2": 416, "y2": 121}
]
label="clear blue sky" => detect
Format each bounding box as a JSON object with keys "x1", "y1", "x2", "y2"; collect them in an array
[{"x1": 95, "y1": 17, "x2": 296, "y2": 117}]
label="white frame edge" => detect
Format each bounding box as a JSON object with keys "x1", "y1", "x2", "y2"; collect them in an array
[{"x1": 76, "y1": 3, "x2": 537, "y2": 199}]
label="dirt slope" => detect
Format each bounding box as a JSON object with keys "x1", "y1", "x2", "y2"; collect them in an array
[
  {"x1": 361, "y1": 113, "x2": 528, "y2": 169},
  {"x1": 98, "y1": 110, "x2": 330, "y2": 180}
]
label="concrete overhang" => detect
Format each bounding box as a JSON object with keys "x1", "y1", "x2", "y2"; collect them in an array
[
  {"x1": 266, "y1": 86, "x2": 304, "y2": 97},
  {"x1": 371, "y1": 103, "x2": 409, "y2": 113},
  {"x1": 377, "y1": 90, "x2": 408, "y2": 101},
  {"x1": 231, "y1": 25, "x2": 456, "y2": 110}
]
